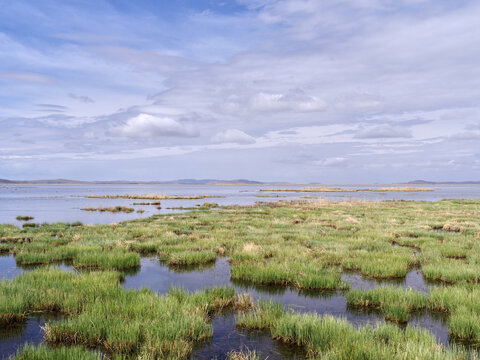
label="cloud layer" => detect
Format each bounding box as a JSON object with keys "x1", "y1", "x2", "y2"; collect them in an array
[{"x1": 1, "y1": 0, "x2": 479, "y2": 182}]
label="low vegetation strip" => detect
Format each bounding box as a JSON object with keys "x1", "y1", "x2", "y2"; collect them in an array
[
  {"x1": 86, "y1": 194, "x2": 220, "y2": 200},
  {"x1": 373, "y1": 186, "x2": 433, "y2": 192},
  {"x1": 231, "y1": 262, "x2": 349, "y2": 290},
  {"x1": 13, "y1": 344, "x2": 103, "y2": 360},
  {"x1": 260, "y1": 186, "x2": 433, "y2": 192},
  {"x1": 260, "y1": 186, "x2": 359, "y2": 192},
  {"x1": 81, "y1": 206, "x2": 134, "y2": 213},
  {"x1": 16, "y1": 216, "x2": 34, "y2": 221}
]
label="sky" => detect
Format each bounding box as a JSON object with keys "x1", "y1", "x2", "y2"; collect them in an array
[{"x1": 1, "y1": 0, "x2": 479, "y2": 183}]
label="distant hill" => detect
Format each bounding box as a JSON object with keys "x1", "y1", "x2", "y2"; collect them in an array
[
  {"x1": 0, "y1": 178, "x2": 91, "y2": 185},
  {"x1": 159, "y1": 179, "x2": 263, "y2": 185},
  {"x1": 0, "y1": 178, "x2": 264, "y2": 185},
  {"x1": 407, "y1": 180, "x2": 480, "y2": 185}
]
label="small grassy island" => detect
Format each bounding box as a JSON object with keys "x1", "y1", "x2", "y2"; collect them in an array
[
  {"x1": 260, "y1": 186, "x2": 434, "y2": 192},
  {"x1": 15, "y1": 216, "x2": 34, "y2": 221},
  {"x1": 2, "y1": 198, "x2": 480, "y2": 359},
  {"x1": 86, "y1": 194, "x2": 221, "y2": 200},
  {"x1": 81, "y1": 206, "x2": 135, "y2": 213}
]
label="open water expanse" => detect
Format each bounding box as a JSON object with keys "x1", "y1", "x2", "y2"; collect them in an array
[
  {"x1": 1, "y1": 183, "x2": 480, "y2": 226},
  {"x1": 1, "y1": 184, "x2": 479, "y2": 358}
]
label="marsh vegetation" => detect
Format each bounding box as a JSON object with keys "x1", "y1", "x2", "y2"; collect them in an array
[
  {"x1": 86, "y1": 194, "x2": 220, "y2": 200},
  {"x1": 260, "y1": 186, "x2": 433, "y2": 192},
  {"x1": 81, "y1": 206, "x2": 135, "y2": 213},
  {"x1": 2, "y1": 198, "x2": 480, "y2": 358}
]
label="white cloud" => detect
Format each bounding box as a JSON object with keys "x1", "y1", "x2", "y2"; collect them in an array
[
  {"x1": 218, "y1": 89, "x2": 327, "y2": 115},
  {"x1": 212, "y1": 129, "x2": 256, "y2": 144},
  {"x1": 313, "y1": 157, "x2": 352, "y2": 167},
  {"x1": 250, "y1": 89, "x2": 327, "y2": 112},
  {"x1": 109, "y1": 113, "x2": 198, "y2": 138}
]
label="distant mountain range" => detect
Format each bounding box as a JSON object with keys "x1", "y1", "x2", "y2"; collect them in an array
[
  {"x1": 0, "y1": 178, "x2": 265, "y2": 185},
  {"x1": 407, "y1": 180, "x2": 480, "y2": 185}
]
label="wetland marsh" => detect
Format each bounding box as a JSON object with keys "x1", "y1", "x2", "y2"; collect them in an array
[{"x1": 1, "y1": 188, "x2": 480, "y2": 359}]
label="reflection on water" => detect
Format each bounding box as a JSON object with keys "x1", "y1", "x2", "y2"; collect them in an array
[
  {"x1": 0, "y1": 254, "x2": 76, "y2": 280},
  {"x1": 192, "y1": 312, "x2": 307, "y2": 360},
  {"x1": 408, "y1": 311, "x2": 450, "y2": 346},
  {"x1": 342, "y1": 268, "x2": 432, "y2": 294},
  {"x1": 0, "y1": 255, "x2": 22, "y2": 280},
  {"x1": 0, "y1": 313, "x2": 62, "y2": 359},
  {"x1": 123, "y1": 257, "x2": 230, "y2": 293}
]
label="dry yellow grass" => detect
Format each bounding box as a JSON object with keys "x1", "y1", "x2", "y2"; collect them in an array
[
  {"x1": 372, "y1": 187, "x2": 433, "y2": 192},
  {"x1": 260, "y1": 186, "x2": 358, "y2": 193},
  {"x1": 261, "y1": 186, "x2": 432, "y2": 193},
  {"x1": 243, "y1": 242, "x2": 262, "y2": 253},
  {"x1": 86, "y1": 194, "x2": 219, "y2": 200}
]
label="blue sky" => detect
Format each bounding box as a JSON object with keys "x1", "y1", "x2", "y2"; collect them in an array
[{"x1": 1, "y1": 0, "x2": 479, "y2": 182}]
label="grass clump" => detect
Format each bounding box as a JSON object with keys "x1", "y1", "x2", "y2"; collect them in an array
[
  {"x1": 429, "y1": 285, "x2": 480, "y2": 341},
  {"x1": 0, "y1": 268, "x2": 119, "y2": 324},
  {"x1": 237, "y1": 300, "x2": 285, "y2": 330},
  {"x1": 168, "y1": 250, "x2": 217, "y2": 266},
  {"x1": 341, "y1": 250, "x2": 414, "y2": 279},
  {"x1": 231, "y1": 262, "x2": 348, "y2": 290},
  {"x1": 129, "y1": 241, "x2": 158, "y2": 254},
  {"x1": 45, "y1": 285, "x2": 237, "y2": 358},
  {"x1": 74, "y1": 250, "x2": 140, "y2": 270},
  {"x1": 423, "y1": 260, "x2": 480, "y2": 283},
  {"x1": 0, "y1": 289, "x2": 27, "y2": 326},
  {"x1": 227, "y1": 349, "x2": 262, "y2": 360},
  {"x1": 448, "y1": 308, "x2": 480, "y2": 342},
  {"x1": 0, "y1": 243, "x2": 12, "y2": 253},
  {"x1": 13, "y1": 344, "x2": 103, "y2": 360},
  {"x1": 347, "y1": 287, "x2": 428, "y2": 323},
  {"x1": 348, "y1": 284, "x2": 480, "y2": 342},
  {"x1": 15, "y1": 250, "x2": 66, "y2": 265}
]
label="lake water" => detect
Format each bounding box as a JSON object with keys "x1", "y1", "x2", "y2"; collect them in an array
[{"x1": 1, "y1": 183, "x2": 479, "y2": 226}]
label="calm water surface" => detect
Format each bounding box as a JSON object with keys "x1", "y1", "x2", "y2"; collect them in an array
[
  {"x1": 0, "y1": 313, "x2": 62, "y2": 359},
  {"x1": 1, "y1": 183, "x2": 479, "y2": 226}
]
